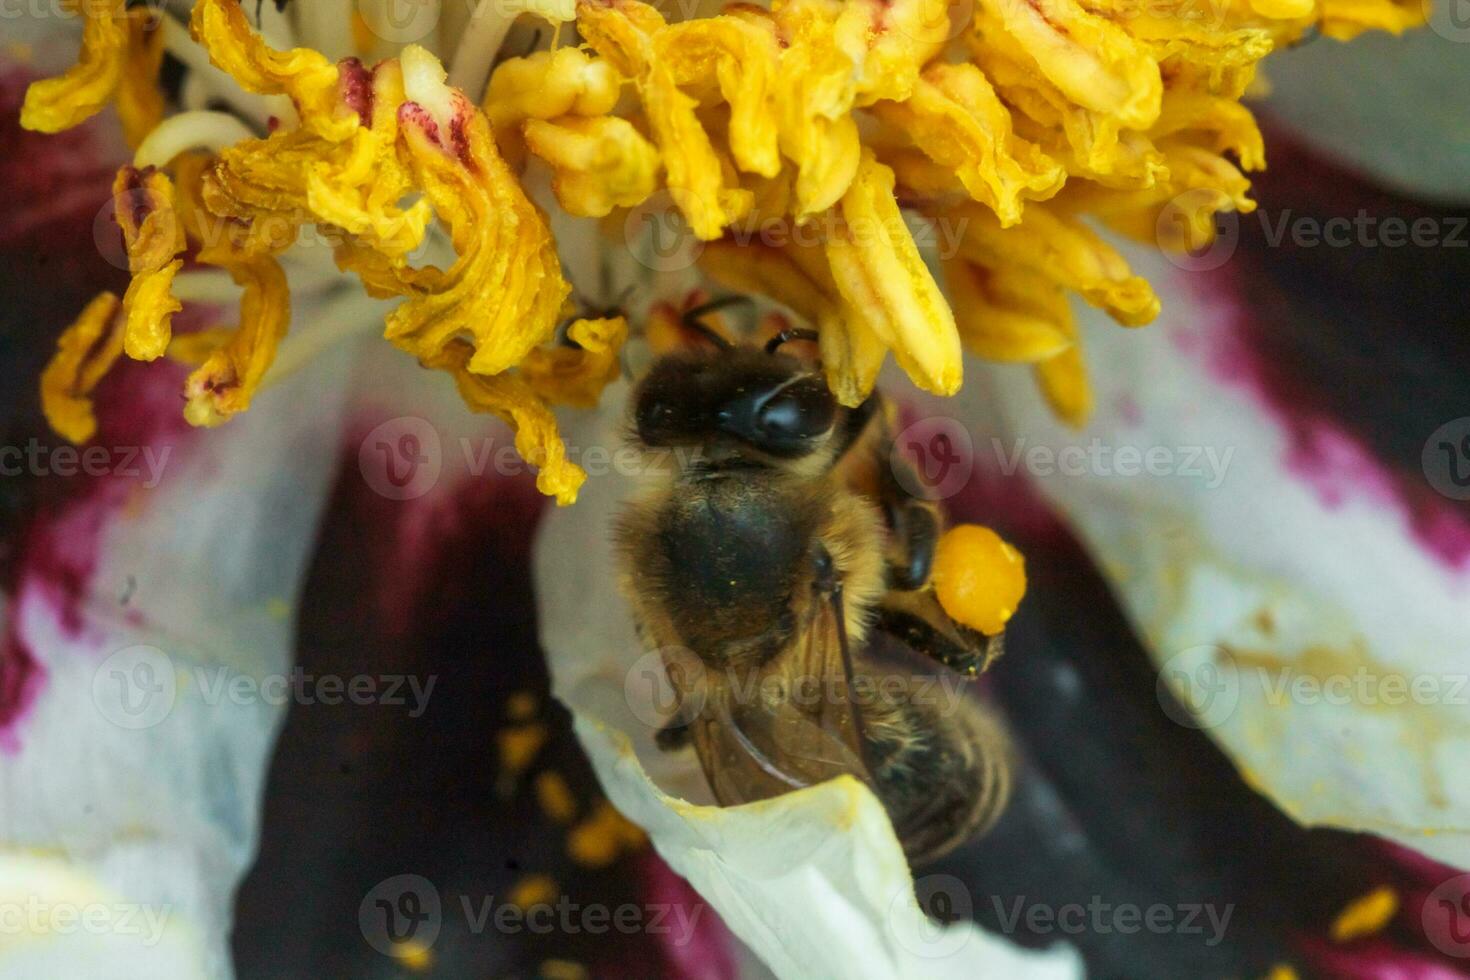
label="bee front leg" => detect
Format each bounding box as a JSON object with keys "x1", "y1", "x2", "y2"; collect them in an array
[
  {"x1": 655, "y1": 710, "x2": 694, "y2": 751},
  {"x1": 879, "y1": 458, "x2": 941, "y2": 592}
]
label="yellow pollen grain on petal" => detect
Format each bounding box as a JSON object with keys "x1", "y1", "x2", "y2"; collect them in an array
[
  {"x1": 541, "y1": 960, "x2": 589, "y2": 980},
  {"x1": 390, "y1": 939, "x2": 434, "y2": 972},
  {"x1": 20, "y1": 0, "x2": 128, "y2": 134},
  {"x1": 932, "y1": 524, "x2": 1028, "y2": 637},
  {"x1": 498, "y1": 722, "x2": 549, "y2": 780},
  {"x1": 535, "y1": 771, "x2": 579, "y2": 824},
  {"x1": 40, "y1": 292, "x2": 125, "y2": 445},
  {"x1": 507, "y1": 691, "x2": 540, "y2": 720},
  {"x1": 567, "y1": 799, "x2": 647, "y2": 869},
  {"x1": 508, "y1": 874, "x2": 560, "y2": 910},
  {"x1": 1331, "y1": 886, "x2": 1400, "y2": 942}
]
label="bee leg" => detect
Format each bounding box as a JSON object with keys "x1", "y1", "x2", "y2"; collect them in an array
[
  {"x1": 655, "y1": 713, "x2": 694, "y2": 751},
  {"x1": 653, "y1": 689, "x2": 699, "y2": 750},
  {"x1": 881, "y1": 489, "x2": 938, "y2": 592},
  {"x1": 871, "y1": 438, "x2": 942, "y2": 591},
  {"x1": 873, "y1": 606, "x2": 988, "y2": 676}
]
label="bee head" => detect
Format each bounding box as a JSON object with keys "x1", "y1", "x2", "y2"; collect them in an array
[{"x1": 634, "y1": 346, "x2": 837, "y2": 461}]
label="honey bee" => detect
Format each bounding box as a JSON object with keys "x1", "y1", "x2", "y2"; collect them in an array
[{"x1": 616, "y1": 303, "x2": 1011, "y2": 865}]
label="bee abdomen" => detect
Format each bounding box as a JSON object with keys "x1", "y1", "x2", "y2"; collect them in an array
[{"x1": 862, "y1": 688, "x2": 1012, "y2": 866}]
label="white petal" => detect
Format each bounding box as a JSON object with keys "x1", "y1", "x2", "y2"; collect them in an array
[
  {"x1": 0, "y1": 331, "x2": 361, "y2": 977},
  {"x1": 1264, "y1": 31, "x2": 1470, "y2": 203},
  {"x1": 976, "y1": 242, "x2": 1470, "y2": 868}
]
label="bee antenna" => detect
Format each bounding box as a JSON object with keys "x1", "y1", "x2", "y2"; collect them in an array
[
  {"x1": 681, "y1": 296, "x2": 749, "y2": 350},
  {"x1": 764, "y1": 328, "x2": 820, "y2": 354}
]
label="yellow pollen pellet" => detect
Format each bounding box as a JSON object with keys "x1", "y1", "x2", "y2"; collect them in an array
[{"x1": 932, "y1": 524, "x2": 1027, "y2": 636}]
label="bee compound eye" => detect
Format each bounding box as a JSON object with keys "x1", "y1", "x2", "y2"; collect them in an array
[{"x1": 755, "y1": 377, "x2": 835, "y2": 443}]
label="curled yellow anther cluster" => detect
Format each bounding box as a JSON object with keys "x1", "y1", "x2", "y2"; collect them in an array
[
  {"x1": 34, "y1": 0, "x2": 604, "y2": 504},
  {"x1": 24, "y1": 0, "x2": 1423, "y2": 494},
  {"x1": 514, "y1": 0, "x2": 1410, "y2": 420}
]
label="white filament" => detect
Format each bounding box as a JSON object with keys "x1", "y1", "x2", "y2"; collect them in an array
[{"x1": 133, "y1": 111, "x2": 256, "y2": 168}]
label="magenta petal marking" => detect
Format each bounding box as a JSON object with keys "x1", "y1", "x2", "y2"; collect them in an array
[
  {"x1": 1180, "y1": 277, "x2": 1470, "y2": 574},
  {"x1": 638, "y1": 851, "x2": 740, "y2": 980},
  {"x1": 0, "y1": 618, "x2": 46, "y2": 755}
]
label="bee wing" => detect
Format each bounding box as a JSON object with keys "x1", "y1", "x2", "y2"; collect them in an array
[{"x1": 689, "y1": 597, "x2": 873, "y2": 806}]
